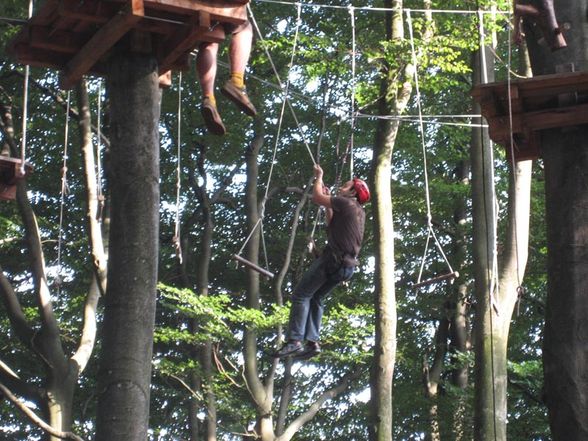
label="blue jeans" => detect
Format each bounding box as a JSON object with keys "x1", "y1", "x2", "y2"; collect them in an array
[{"x1": 286, "y1": 253, "x2": 355, "y2": 342}]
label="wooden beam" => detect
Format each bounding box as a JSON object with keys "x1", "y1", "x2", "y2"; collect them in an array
[
  {"x1": 141, "y1": 0, "x2": 248, "y2": 24},
  {"x1": 29, "y1": 0, "x2": 59, "y2": 26},
  {"x1": 61, "y1": 0, "x2": 146, "y2": 89},
  {"x1": 29, "y1": 26, "x2": 87, "y2": 54},
  {"x1": 10, "y1": 45, "x2": 70, "y2": 69},
  {"x1": 58, "y1": 0, "x2": 115, "y2": 25},
  {"x1": 488, "y1": 103, "x2": 588, "y2": 140}
]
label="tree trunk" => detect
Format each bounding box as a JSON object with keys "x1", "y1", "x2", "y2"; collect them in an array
[
  {"x1": 521, "y1": 0, "x2": 588, "y2": 439},
  {"x1": 95, "y1": 51, "x2": 160, "y2": 441},
  {"x1": 472, "y1": 38, "x2": 533, "y2": 440},
  {"x1": 368, "y1": 1, "x2": 407, "y2": 439},
  {"x1": 449, "y1": 159, "x2": 471, "y2": 441},
  {"x1": 471, "y1": 43, "x2": 501, "y2": 441},
  {"x1": 242, "y1": 124, "x2": 275, "y2": 441}
]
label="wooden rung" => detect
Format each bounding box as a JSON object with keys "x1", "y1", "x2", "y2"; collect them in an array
[
  {"x1": 413, "y1": 271, "x2": 459, "y2": 289},
  {"x1": 232, "y1": 254, "x2": 274, "y2": 279}
]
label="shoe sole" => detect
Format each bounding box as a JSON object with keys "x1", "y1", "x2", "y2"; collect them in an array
[
  {"x1": 201, "y1": 107, "x2": 226, "y2": 136},
  {"x1": 221, "y1": 86, "x2": 257, "y2": 117},
  {"x1": 293, "y1": 350, "x2": 321, "y2": 361}
]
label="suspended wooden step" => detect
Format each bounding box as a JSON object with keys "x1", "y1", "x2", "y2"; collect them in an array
[
  {"x1": 471, "y1": 70, "x2": 588, "y2": 161},
  {"x1": 7, "y1": 0, "x2": 249, "y2": 89},
  {"x1": 413, "y1": 271, "x2": 459, "y2": 289},
  {"x1": 0, "y1": 157, "x2": 33, "y2": 201},
  {"x1": 232, "y1": 254, "x2": 274, "y2": 279}
]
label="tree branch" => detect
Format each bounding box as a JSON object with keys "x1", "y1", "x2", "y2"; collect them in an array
[
  {"x1": 278, "y1": 369, "x2": 363, "y2": 440},
  {"x1": 0, "y1": 265, "x2": 35, "y2": 347},
  {"x1": 0, "y1": 382, "x2": 85, "y2": 441}
]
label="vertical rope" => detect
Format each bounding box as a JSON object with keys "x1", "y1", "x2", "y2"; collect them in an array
[
  {"x1": 96, "y1": 81, "x2": 103, "y2": 204},
  {"x1": 505, "y1": 5, "x2": 523, "y2": 294},
  {"x1": 348, "y1": 5, "x2": 356, "y2": 179},
  {"x1": 18, "y1": 0, "x2": 34, "y2": 176},
  {"x1": 174, "y1": 72, "x2": 183, "y2": 264},
  {"x1": 406, "y1": 10, "x2": 454, "y2": 284},
  {"x1": 56, "y1": 91, "x2": 71, "y2": 289}
]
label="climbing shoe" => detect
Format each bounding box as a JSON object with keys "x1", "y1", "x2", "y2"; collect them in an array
[
  {"x1": 221, "y1": 80, "x2": 257, "y2": 117},
  {"x1": 293, "y1": 341, "x2": 321, "y2": 361},
  {"x1": 201, "y1": 97, "x2": 226, "y2": 136},
  {"x1": 273, "y1": 340, "x2": 304, "y2": 358}
]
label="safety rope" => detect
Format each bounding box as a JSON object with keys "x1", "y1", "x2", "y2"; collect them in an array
[
  {"x1": 18, "y1": 0, "x2": 34, "y2": 176},
  {"x1": 56, "y1": 91, "x2": 71, "y2": 289},
  {"x1": 406, "y1": 10, "x2": 455, "y2": 285},
  {"x1": 348, "y1": 5, "x2": 356, "y2": 180},
  {"x1": 505, "y1": 7, "x2": 524, "y2": 297},
  {"x1": 96, "y1": 81, "x2": 104, "y2": 219},
  {"x1": 173, "y1": 72, "x2": 184, "y2": 264}
]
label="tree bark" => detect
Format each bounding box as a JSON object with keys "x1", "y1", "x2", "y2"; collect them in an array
[
  {"x1": 368, "y1": 0, "x2": 409, "y2": 439},
  {"x1": 95, "y1": 51, "x2": 160, "y2": 441},
  {"x1": 523, "y1": 0, "x2": 588, "y2": 439}
]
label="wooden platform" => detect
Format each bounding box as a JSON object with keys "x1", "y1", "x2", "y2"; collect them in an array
[
  {"x1": 7, "y1": 0, "x2": 249, "y2": 89},
  {"x1": 471, "y1": 71, "x2": 588, "y2": 161}
]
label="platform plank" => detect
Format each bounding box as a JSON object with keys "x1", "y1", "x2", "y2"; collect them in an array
[
  {"x1": 61, "y1": 0, "x2": 146, "y2": 88},
  {"x1": 10, "y1": 0, "x2": 250, "y2": 88},
  {"x1": 472, "y1": 70, "x2": 588, "y2": 160}
]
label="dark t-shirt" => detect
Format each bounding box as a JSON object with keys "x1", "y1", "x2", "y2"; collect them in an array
[{"x1": 326, "y1": 196, "x2": 365, "y2": 267}]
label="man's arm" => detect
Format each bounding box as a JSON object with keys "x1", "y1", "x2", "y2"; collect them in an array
[{"x1": 311, "y1": 164, "x2": 334, "y2": 224}]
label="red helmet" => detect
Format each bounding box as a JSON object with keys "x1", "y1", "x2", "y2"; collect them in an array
[{"x1": 352, "y1": 177, "x2": 370, "y2": 204}]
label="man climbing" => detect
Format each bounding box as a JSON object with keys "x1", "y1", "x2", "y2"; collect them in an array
[
  {"x1": 196, "y1": 7, "x2": 257, "y2": 136},
  {"x1": 275, "y1": 164, "x2": 369, "y2": 360}
]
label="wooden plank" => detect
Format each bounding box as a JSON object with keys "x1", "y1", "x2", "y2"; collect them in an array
[
  {"x1": 30, "y1": 0, "x2": 60, "y2": 26},
  {"x1": 10, "y1": 44, "x2": 71, "y2": 69},
  {"x1": 58, "y1": 0, "x2": 116, "y2": 25},
  {"x1": 61, "y1": 0, "x2": 146, "y2": 89},
  {"x1": 473, "y1": 71, "x2": 588, "y2": 104},
  {"x1": 29, "y1": 26, "x2": 87, "y2": 54},
  {"x1": 142, "y1": 0, "x2": 247, "y2": 24},
  {"x1": 489, "y1": 103, "x2": 588, "y2": 140}
]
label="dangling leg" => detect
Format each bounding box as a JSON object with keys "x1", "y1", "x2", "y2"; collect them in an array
[
  {"x1": 221, "y1": 21, "x2": 257, "y2": 117},
  {"x1": 295, "y1": 266, "x2": 355, "y2": 359},
  {"x1": 275, "y1": 257, "x2": 329, "y2": 357},
  {"x1": 196, "y1": 41, "x2": 226, "y2": 135}
]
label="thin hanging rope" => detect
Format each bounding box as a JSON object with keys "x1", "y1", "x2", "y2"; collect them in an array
[
  {"x1": 348, "y1": 5, "x2": 356, "y2": 180},
  {"x1": 19, "y1": 67, "x2": 29, "y2": 176},
  {"x1": 505, "y1": 7, "x2": 523, "y2": 293},
  {"x1": 477, "y1": 9, "x2": 499, "y2": 441},
  {"x1": 174, "y1": 72, "x2": 184, "y2": 264},
  {"x1": 406, "y1": 10, "x2": 454, "y2": 284},
  {"x1": 96, "y1": 81, "x2": 103, "y2": 202},
  {"x1": 56, "y1": 91, "x2": 71, "y2": 288},
  {"x1": 247, "y1": 3, "x2": 316, "y2": 166},
  {"x1": 18, "y1": 0, "x2": 34, "y2": 176}
]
